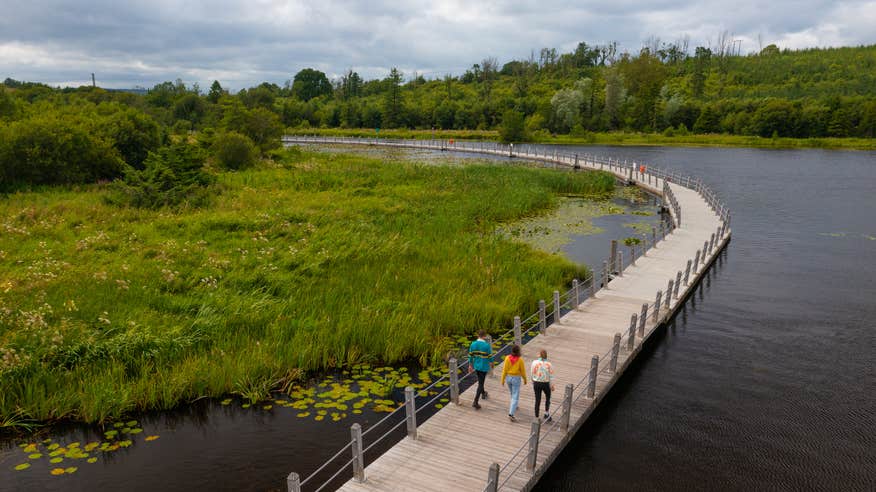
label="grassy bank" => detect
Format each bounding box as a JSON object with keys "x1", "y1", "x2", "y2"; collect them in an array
[
  {"x1": 286, "y1": 128, "x2": 876, "y2": 151},
  {"x1": 0, "y1": 149, "x2": 614, "y2": 424}
]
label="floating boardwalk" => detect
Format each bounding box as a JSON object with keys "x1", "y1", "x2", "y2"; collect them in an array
[{"x1": 281, "y1": 136, "x2": 731, "y2": 492}]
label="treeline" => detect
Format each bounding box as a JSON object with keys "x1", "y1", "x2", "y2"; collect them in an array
[
  {"x1": 0, "y1": 79, "x2": 282, "y2": 195},
  {"x1": 1, "y1": 43, "x2": 875, "y2": 191}
]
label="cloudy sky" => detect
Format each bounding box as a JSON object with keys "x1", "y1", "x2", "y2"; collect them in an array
[{"x1": 1, "y1": 0, "x2": 874, "y2": 90}]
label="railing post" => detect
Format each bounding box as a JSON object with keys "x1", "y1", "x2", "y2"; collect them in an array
[
  {"x1": 587, "y1": 356, "x2": 599, "y2": 398},
  {"x1": 630, "y1": 246, "x2": 636, "y2": 266},
  {"x1": 561, "y1": 384, "x2": 573, "y2": 431},
  {"x1": 610, "y1": 240, "x2": 618, "y2": 273},
  {"x1": 611, "y1": 333, "x2": 621, "y2": 372},
  {"x1": 287, "y1": 472, "x2": 301, "y2": 492},
  {"x1": 652, "y1": 227, "x2": 657, "y2": 247},
  {"x1": 684, "y1": 260, "x2": 692, "y2": 285},
  {"x1": 538, "y1": 300, "x2": 546, "y2": 334},
  {"x1": 526, "y1": 419, "x2": 541, "y2": 471},
  {"x1": 702, "y1": 241, "x2": 709, "y2": 262},
  {"x1": 653, "y1": 291, "x2": 662, "y2": 321},
  {"x1": 351, "y1": 423, "x2": 365, "y2": 482},
  {"x1": 616, "y1": 251, "x2": 623, "y2": 276},
  {"x1": 643, "y1": 236, "x2": 649, "y2": 254},
  {"x1": 485, "y1": 334, "x2": 495, "y2": 378},
  {"x1": 405, "y1": 386, "x2": 417, "y2": 440},
  {"x1": 665, "y1": 280, "x2": 673, "y2": 310},
  {"x1": 602, "y1": 260, "x2": 609, "y2": 289},
  {"x1": 449, "y1": 357, "x2": 459, "y2": 405},
  {"x1": 639, "y1": 303, "x2": 648, "y2": 336},
  {"x1": 674, "y1": 271, "x2": 682, "y2": 298},
  {"x1": 572, "y1": 279, "x2": 580, "y2": 309},
  {"x1": 513, "y1": 316, "x2": 522, "y2": 347},
  {"x1": 709, "y1": 233, "x2": 716, "y2": 254},
  {"x1": 693, "y1": 249, "x2": 701, "y2": 272},
  {"x1": 485, "y1": 463, "x2": 500, "y2": 492},
  {"x1": 553, "y1": 290, "x2": 561, "y2": 325},
  {"x1": 627, "y1": 314, "x2": 636, "y2": 349}
]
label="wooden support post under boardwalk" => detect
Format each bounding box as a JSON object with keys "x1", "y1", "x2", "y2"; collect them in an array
[
  {"x1": 611, "y1": 333, "x2": 621, "y2": 372},
  {"x1": 684, "y1": 260, "x2": 692, "y2": 285},
  {"x1": 665, "y1": 280, "x2": 673, "y2": 310},
  {"x1": 538, "y1": 300, "x2": 546, "y2": 333},
  {"x1": 674, "y1": 271, "x2": 682, "y2": 298},
  {"x1": 639, "y1": 304, "x2": 648, "y2": 336},
  {"x1": 449, "y1": 358, "x2": 459, "y2": 405},
  {"x1": 561, "y1": 384, "x2": 573, "y2": 431},
  {"x1": 572, "y1": 279, "x2": 580, "y2": 310},
  {"x1": 553, "y1": 291, "x2": 561, "y2": 325},
  {"x1": 485, "y1": 463, "x2": 500, "y2": 492},
  {"x1": 287, "y1": 472, "x2": 301, "y2": 492},
  {"x1": 513, "y1": 316, "x2": 522, "y2": 347},
  {"x1": 653, "y1": 292, "x2": 662, "y2": 321},
  {"x1": 526, "y1": 419, "x2": 541, "y2": 471},
  {"x1": 405, "y1": 387, "x2": 417, "y2": 440},
  {"x1": 587, "y1": 356, "x2": 599, "y2": 398},
  {"x1": 351, "y1": 423, "x2": 365, "y2": 482},
  {"x1": 627, "y1": 315, "x2": 636, "y2": 350}
]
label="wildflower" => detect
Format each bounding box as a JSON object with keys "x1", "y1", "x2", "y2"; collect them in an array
[
  {"x1": 64, "y1": 300, "x2": 78, "y2": 312},
  {"x1": 98, "y1": 312, "x2": 111, "y2": 325}
]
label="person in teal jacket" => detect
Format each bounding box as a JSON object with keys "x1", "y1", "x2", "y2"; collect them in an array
[{"x1": 468, "y1": 330, "x2": 492, "y2": 409}]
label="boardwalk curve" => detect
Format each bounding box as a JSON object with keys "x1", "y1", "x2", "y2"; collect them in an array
[{"x1": 281, "y1": 136, "x2": 731, "y2": 492}]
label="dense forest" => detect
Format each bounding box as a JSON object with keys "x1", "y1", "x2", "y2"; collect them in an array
[{"x1": 1, "y1": 42, "x2": 875, "y2": 191}]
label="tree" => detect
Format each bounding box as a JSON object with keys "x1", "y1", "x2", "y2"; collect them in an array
[
  {"x1": 551, "y1": 88, "x2": 584, "y2": 133},
  {"x1": 173, "y1": 94, "x2": 207, "y2": 126},
  {"x1": 207, "y1": 80, "x2": 225, "y2": 103},
  {"x1": 382, "y1": 68, "x2": 404, "y2": 128},
  {"x1": 604, "y1": 67, "x2": 626, "y2": 128},
  {"x1": 103, "y1": 109, "x2": 162, "y2": 169},
  {"x1": 691, "y1": 47, "x2": 711, "y2": 98},
  {"x1": 292, "y1": 68, "x2": 332, "y2": 101},
  {"x1": 499, "y1": 110, "x2": 526, "y2": 143},
  {"x1": 111, "y1": 143, "x2": 213, "y2": 209},
  {"x1": 222, "y1": 102, "x2": 284, "y2": 152}
]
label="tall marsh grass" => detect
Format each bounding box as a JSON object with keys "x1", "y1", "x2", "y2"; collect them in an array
[{"x1": 0, "y1": 149, "x2": 613, "y2": 423}]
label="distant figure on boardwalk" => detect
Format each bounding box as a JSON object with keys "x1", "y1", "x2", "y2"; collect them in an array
[
  {"x1": 531, "y1": 349, "x2": 555, "y2": 422},
  {"x1": 501, "y1": 345, "x2": 527, "y2": 422},
  {"x1": 468, "y1": 330, "x2": 492, "y2": 409}
]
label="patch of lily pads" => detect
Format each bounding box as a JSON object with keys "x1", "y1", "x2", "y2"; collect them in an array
[{"x1": 11, "y1": 420, "x2": 160, "y2": 475}]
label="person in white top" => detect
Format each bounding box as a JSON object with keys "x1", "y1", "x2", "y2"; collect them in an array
[{"x1": 530, "y1": 349, "x2": 555, "y2": 422}]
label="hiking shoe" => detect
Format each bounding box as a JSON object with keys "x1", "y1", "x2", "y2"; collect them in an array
[
  {"x1": 472, "y1": 402, "x2": 481, "y2": 410},
  {"x1": 544, "y1": 413, "x2": 553, "y2": 422},
  {"x1": 508, "y1": 414, "x2": 517, "y2": 422},
  {"x1": 482, "y1": 391, "x2": 489, "y2": 400}
]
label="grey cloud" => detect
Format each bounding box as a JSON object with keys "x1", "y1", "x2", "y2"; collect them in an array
[{"x1": 0, "y1": 0, "x2": 873, "y2": 89}]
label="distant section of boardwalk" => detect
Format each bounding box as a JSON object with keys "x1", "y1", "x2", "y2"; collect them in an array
[{"x1": 281, "y1": 136, "x2": 731, "y2": 492}]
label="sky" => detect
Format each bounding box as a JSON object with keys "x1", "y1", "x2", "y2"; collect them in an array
[{"x1": 1, "y1": 0, "x2": 874, "y2": 91}]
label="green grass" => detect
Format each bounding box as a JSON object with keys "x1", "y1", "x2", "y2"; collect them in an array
[
  {"x1": 288, "y1": 128, "x2": 876, "y2": 150},
  {"x1": 0, "y1": 149, "x2": 614, "y2": 424}
]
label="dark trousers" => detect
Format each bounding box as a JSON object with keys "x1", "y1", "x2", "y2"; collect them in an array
[
  {"x1": 474, "y1": 370, "x2": 488, "y2": 403},
  {"x1": 534, "y1": 381, "x2": 551, "y2": 416}
]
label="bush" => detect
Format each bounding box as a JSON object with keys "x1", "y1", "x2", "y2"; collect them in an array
[
  {"x1": 109, "y1": 143, "x2": 215, "y2": 208},
  {"x1": 0, "y1": 115, "x2": 126, "y2": 190},
  {"x1": 499, "y1": 109, "x2": 526, "y2": 143},
  {"x1": 212, "y1": 132, "x2": 258, "y2": 170}
]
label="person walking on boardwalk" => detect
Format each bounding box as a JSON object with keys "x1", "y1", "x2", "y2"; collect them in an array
[
  {"x1": 531, "y1": 349, "x2": 555, "y2": 422},
  {"x1": 501, "y1": 345, "x2": 527, "y2": 422},
  {"x1": 468, "y1": 330, "x2": 492, "y2": 409}
]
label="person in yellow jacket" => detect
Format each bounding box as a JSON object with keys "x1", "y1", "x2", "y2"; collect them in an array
[{"x1": 500, "y1": 345, "x2": 527, "y2": 422}]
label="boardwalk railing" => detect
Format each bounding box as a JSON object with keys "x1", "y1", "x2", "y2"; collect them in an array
[{"x1": 282, "y1": 135, "x2": 731, "y2": 492}]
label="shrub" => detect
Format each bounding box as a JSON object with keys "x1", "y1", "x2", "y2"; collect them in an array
[
  {"x1": 109, "y1": 143, "x2": 215, "y2": 208},
  {"x1": 499, "y1": 109, "x2": 526, "y2": 143},
  {"x1": 212, "y1": 132, "x2": 258, "y2": 170},
  {"x1": 0, "y1": 115, "x2": 126, "y2": 190}
]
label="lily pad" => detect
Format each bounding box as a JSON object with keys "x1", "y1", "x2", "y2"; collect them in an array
[
  {"x1": 64, "y1": 467, "x2": 78, "y2": 474},
  {"x1": 145, "y1": 435, "x2": 160, "y2": 442},
  {"x1": 50, "y1": 457, "x2": 63, "y2": 464},
  {"x1": 129, "y1": 428, "x2": 143, "y2": 434},
  {"x1": 87, "y1": 458, "x2": 98, "y2": 464},
  {"x1": 220, "y1": 399, "x2": 232, "y2": 406},
  {"x1": 50, "y1": 468, "x2": 65, "y2": 475},
  {"x1": 14, "y1": 463, "x2": 31, "y2": 471},
  {"x1": 28, "y1": 453, "x2": 43, "y2": 459}
]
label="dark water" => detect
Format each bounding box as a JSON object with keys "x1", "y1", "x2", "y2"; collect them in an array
[
  {"x1": 2, "y1": 145, "x2": 875, "y2": 491},
  {"x1": 536, "y1": 146, "x2": 876, "y2": 491}
]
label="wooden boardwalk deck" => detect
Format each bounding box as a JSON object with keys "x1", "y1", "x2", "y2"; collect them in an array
[{"x1": 282, "y1": 137, "x2": 731, "y2": 492}]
